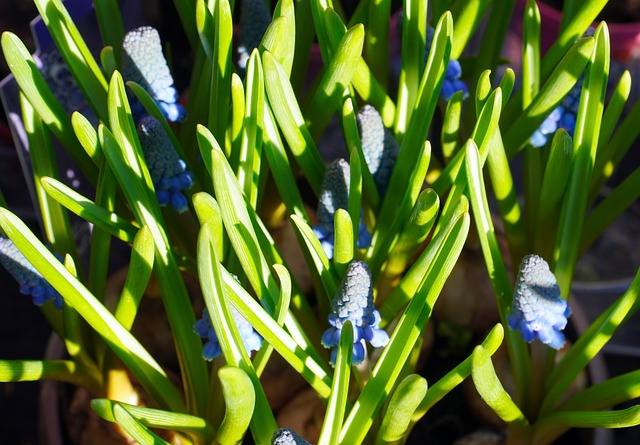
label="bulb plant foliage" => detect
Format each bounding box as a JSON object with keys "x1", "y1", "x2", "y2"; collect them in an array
[{"x1": 1, "y1": 0, "x2": 640, "y2": 444}]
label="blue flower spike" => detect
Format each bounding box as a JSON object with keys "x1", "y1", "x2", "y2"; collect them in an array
[
  {"x1": 322, "y1": 261, "x2": 389, "y2": 365},
  {"x1": 313, "y1": 159, "x2": 372, "y2": 259},
  {"x1": 529, "y1": 77, "x2": 583, "y2": 148},
  {"x1": 237, "y1": 0, "x2": 272, "y2": 73},
  {"x1": 271, "y1": 428, "x2": 311, "y2": 445},
  {"x1": 0, "y1": 238, "x2": 63, "y2": 309},
  {"x1": 194, "y1": 307, "x2": 263, "y2": 361},
  {"x1": 122, "y1": 26, "x2": 186, "y2": 122},
  {"x1": 508, "y1": 254, "x2": 571, "y2": 350},
  {"x1": 356, "y1": 105, "x2": 399, "y2": 195},
  {"x1": 425, "y1": 25, "x2": 469, "y2": 101},
  {"x1": 137, "y1": 116, "x2": 194, "y2": 213}
]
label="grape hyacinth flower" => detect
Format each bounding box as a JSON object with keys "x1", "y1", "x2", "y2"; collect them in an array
[
  {"x1": 313, "y1": 159, "x2": 372, "y2": 259},
  {"x1": 0, "y1": 238, "x2": 62, "y2": 309},
  {"x1": 137, "y1": 116, "x2": 194, "y2": 213},
  {"x1": 356, "y1": 105, "x2": 399, "y2": 196},
  {"x1": 321, "y1": 261, "x2": 389, "y2": 365},
  {"x1": 194, "y1": 307, "x2": 263, "y2": 361},
  {"x1": 529, "y1": 77, "x2": 583, "y2": 148},
  {"x1": 425, "y1": 26, "x2": 469, "y2": 101},
  {"x1": 122, "y1": 26, "x2": 186, "y2": 122},
  {"x1": 237, "y1": 0, "x2": 272, "y2": 73},
  {"x1": 271, "y1": 428, "x2": 311, "y2": 445},
  {"x1": 508, "y1": 255, "x2": 571, "y2": 350}
]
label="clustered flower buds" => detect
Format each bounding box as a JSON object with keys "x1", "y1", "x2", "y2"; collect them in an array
[
  {"x1": 194, "y1": 307, "x2": 263, "y2": 361},
  {"x1": 313, "y1": 159, "x2": 372, "y2": 259},
  {"x1": 356, "y1": 105, "x2": 399, "y2": 196},
  {"x1": 0, "y1": 238, "x2": 62, "y2": 309},
  {"x1": 137, "y1": 116, "x2": 194, "y2": 213},
  {"x1": 271, "y1": 428, "x2": 311, "y2": 445},
  {"x1": 530, "y1": 77, "x2": 583, "y2": 148},
  {"x1": 508, "y1": 254, "x2": 571, "y2": 350},
  {"x1": 322, "y1": 261, "x2": 389, "y2": 365},
  {"x1": 122, "y1": 26, "x2": 186, "y2": 122}
]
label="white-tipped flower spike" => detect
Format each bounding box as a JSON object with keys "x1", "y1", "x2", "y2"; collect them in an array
[
  {"x1": 321, "y1": 261, "x2": 389, "y2": 365},
  {"x1": 508, "y1": 255, "x2": 571, "y2": 350},
  {"x1": 237, "y1": 0, "x2": 272, "y2": 72},
  {"x1": 194, "y1": 307, "x2": 263, "y2": 361},
  {"x1": 271, "y1": 428, "x2": 312, "y2": 445},
  {"x1": 122, "y1": 26, "x2": 186, "y2": 122},
  {"x1": 0, "y1": 238, "x2": 62, "y2": 309},
  {"x1": 312, "y1": 159, "x2": 372, "y2": 259},
  {"x1": 529, "y1": 76, "x2": 583, "y2": 148},
  {"x1": 356, "y1": 105, "x2": 399, "y2": 195},
  {"x1": 137, "y1": 116, "x2": 194, "y2": 213},
  {"x1": 425, "y1": 26, "x2": 469, "y2": 101}
]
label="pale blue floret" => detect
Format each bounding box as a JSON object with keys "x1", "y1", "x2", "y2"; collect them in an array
[
  {"x1": 237, "y1": 0, "x2": 272, "y2": 73},
  {"x1": 194, "y1": 307, "x2": 263, "y2": 361},
  {"x1": 137, "y1": 116, "x2": 194, "y2": 213},
  {"x1": 356, "y1": 105, "x2": 399, "y2": 196},
  {"x1": 0, "y1": 238, "x2": 62, "y2": 309},
  {"x1": 530, "y1": 76, "x2": 583, "y2": 148},
  {"x1": 122, "y1": 26, "x2": 186, "y2": 122},
  {"x1": 321, "y1": 261, "x2": 389, "y2": 365},
  {"x1": 271, "y1": 428, "x2": 311, "y2": 445},
  {"x1": 425, "y1": 26, "x2": 469, "y2": 101},
  {"x1": 313, "y1": 159, "x2": 372, "y2": 259},
  {"x1": 508, "y1": 255, "x2": 571, "y2": 350}
]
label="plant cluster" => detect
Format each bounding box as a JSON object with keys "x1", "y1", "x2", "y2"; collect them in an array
[{"x1": 2, "y1": 0, "x2": 640, "y2": 444}]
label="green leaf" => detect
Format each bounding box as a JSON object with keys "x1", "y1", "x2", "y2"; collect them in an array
[
  {"x1": 365, "y1": 0, "x2": 391, "y2": 87},
  {"x1": 238, "y1": 50, "x2": 265, "y2": 208},
  {"x1": 113, "y1": 226, "x2": 155, "y2": 331},
  {"x1": 263, "y1": 51, "x2": 325, "y2": 194},
  {"x1": 339, "y1": 208, "x2": 470, "y2": 444},
  {"x1": 0, "y1": 208, "x2": 185, "y2": 412},
  {"x1": 521, "y1": 0, "x2": 541, "y2": 107},
  {"x1": 317, "y1": 321, "x2": 353, "y2": 445},
  {"x1": 1, "y1": 32, "x2": 97, "y2": 179},
  {"x1": 464, "y1": 140, "x2": 531, "y2": 405},
  {"x1": 33, "y1": 0, "x2": 109, "y2": 121},
  {"x1": 395, "y1": 0, "x2": 428, "y2": 135},
  {"x1": 333, "y1": 209, "x2": 354, "y2": 278},
  {"x1": 209, "y1": 0, "x2": 233, "y2": 146},
  {"x1": 198, "y1": 222, "x2": 277, "y2": 443},
  {"x1": 215, "y1": 366, "x2": 256, "y2": 445},
  {"x1": 112, "y1": 403, "x2": 172, "y2": 445},
  {"x1": 305, "y1": 23, "x2": 364, "y2": 139},
  {"x1": 105, "y1": 72, "x2": 208, "y2": 415},
  {"x1": 93, "y1": 0, "x2": 125, "y2": 63},
  {"x1": 91, "y1": 399, "x2": 213, "y2": 439},
  {"x1": 415, "y1": 324, "x2": 504, "y2": 417},
  {"x1": 41, "y1": 177, "x2": 137, "y2": 244},
  {"x1": 376, "y1": 374, "x2": 428, "y2": 444},
  {"x1": 0, "y1": 359, "x2": 101, "y2": 395},
  {"x1": 471, "y1": 346, "x2": 530, "y2": 429},
  {"x1": 378, "y1": 197, "x2": 468, "y2": 325},
  {"x1": 324, "y1": 8, "x2": 396, "y2": 127},
  {"x1": 540, "y1": 268, "x2": 640, "y2": 416},
  {"x1": 223, "y1": 266, "x2": 333, "y2": 399},
  {"x1": 290, "y1": 214, "x2": 340, "y2": 307},
  {"x1": 533, "y1": 405, "x2": 640, "y2": 445},
  {"x1": 554, "y1": 23, "x2": 608, "y2": 296}
]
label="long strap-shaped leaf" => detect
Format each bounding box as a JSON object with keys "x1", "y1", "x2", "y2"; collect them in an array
[
  {"x1": 0, "y1": 207, "x2": 184, "y2": 412},
  {"x1": 33, "y1": 0, "x2": 109, "y2": 121},
  {"x1": 339, "y1": 207, "x2": 470, "y2": 444},
  {"x1": 104, "y1": 71, "x2": 208, "y2": 416},
  {"x1": 198, "y1": 222, "x2": 276, "y2": 444}
]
